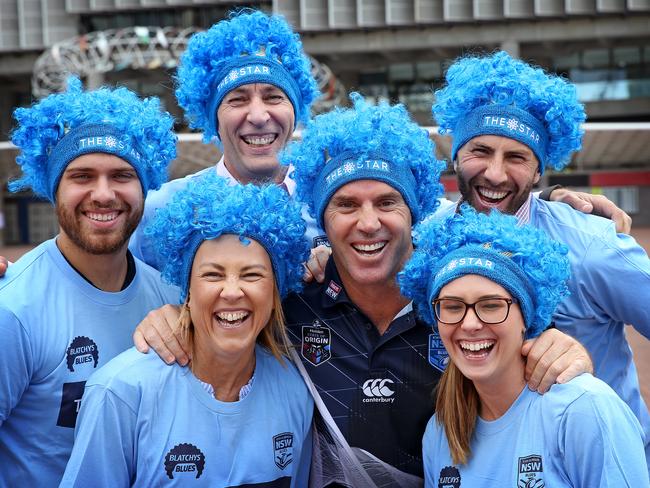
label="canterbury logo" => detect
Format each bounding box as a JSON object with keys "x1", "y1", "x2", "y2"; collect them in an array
[{"x1": 362, "y1": 379, "x2": 395, "y2": 398}]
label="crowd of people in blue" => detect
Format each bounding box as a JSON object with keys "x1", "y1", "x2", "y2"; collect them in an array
[{"x1": 0, "y1": 9, "x2": 649, "y2": 488}]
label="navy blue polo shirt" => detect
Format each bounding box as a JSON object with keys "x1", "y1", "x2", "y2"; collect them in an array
[{"x1": 282, "y1": 260, "x2": 447, "y2": 477}]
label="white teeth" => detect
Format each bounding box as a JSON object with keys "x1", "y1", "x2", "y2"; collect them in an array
[
  {"x1": 87, "y1": 212, "x2": 118, "y2": 222},
  {"x1": 460, "y1": 341, "x2": 494, "y2": 352},
  {"x1": 243, "y1": 134, "x2": 276, "y2": 146},
  {"x1": 216, "y1": 311, "x2": 248, "y2": 322},
  {"x1": 478, "y1": 187, "x2": 508, "y2": 200},
  {"x1": 353, "y1": 242, "x2": 386, "y2": 252}
]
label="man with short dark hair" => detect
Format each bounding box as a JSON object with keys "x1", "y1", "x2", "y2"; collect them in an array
[
  {"x1": 0, "y1": 79, "x2": 178, "y2": 487},
  {"x1": 431, "y1": 50, "x2": 650, "y2": 471}
]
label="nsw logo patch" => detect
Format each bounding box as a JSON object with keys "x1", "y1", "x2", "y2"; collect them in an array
[
  {"x1": 325, "y1": 280, "x2": 341, "y2": 300},
  {"x1": 164, "y1": 443, "x2": 206, "y2": 479},
  {"x1": 66, "y1": 336, "x2": 99, "y2": 372},
  {"x1": 518, "y1": 454, "x2": 544, "y2": 487},
  {"x1": 273, "y1": 432, "x2": 294, "y2": 469},
  {"x1": 428, "y1": 332, "x2": 449, "y2": 372},
  {"x1": 301, "y1": 323, "x2": 332, "y2": 366}
]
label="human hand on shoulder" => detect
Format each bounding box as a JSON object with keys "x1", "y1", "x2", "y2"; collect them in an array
[
  {"x1": 0, "y1": 256, "x2": 8, "y2": 276},
  {"x1": 546, "y1": 187, "x2": 632, "y2": 234},
  {"x1": 133, "y1": 304, "x2": 189, "y2": 366},
  {"x1": 521, "y1": 328, "x2": 593, "y2": 394},
  {"x1": 302, "y1": 244, "x2": 331, "y2": 284}
]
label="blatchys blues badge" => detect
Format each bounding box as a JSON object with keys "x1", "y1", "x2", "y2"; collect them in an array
[
  {"x1": 302, "y1": 323, "x2": 332, "y2": 366},
  {"x1": 428, "y1": 331, "x2": 449, "y2": 372}
]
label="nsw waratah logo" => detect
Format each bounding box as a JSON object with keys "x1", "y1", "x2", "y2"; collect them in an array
[
  {"x1": 273, "y1": 432, "x2": 294, "y2": 470},
  {"x1": 164, "y1": 443, "x2": 205, "y2": 479},
  {"x1": 66, "y1": 336, "x2": 99, "y2": 372},
  {"x1": 362, "y1": 378, "x2": 395, "y2": 403}
]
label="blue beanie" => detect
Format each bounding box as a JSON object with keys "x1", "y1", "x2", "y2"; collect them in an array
[
  {"x1": 399, "y1": 205, "x2": 570, "y2": 339},
  {"x1": 433, "y1": 51, "x2": 585, "y2": 173},
  {"x1": 175, "y1": 10, "x2": 320, "y2": 143},
  {"x1": 144, "y1": 171, "x2": 309, "y2": 302},
  {"x1": 282, "y1": 92, "x2": 446, "y2": 228},
  {"x1": 10, "y1": 77, "x2": 176, "y2": 203}
]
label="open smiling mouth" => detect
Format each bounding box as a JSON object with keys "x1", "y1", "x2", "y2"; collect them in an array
[
  {"x1": 214, "y1": 311, "x2": 250, "y2": 329},
  {"x1": 476, "y1": 186, "x2": 510, "y2": 205},
  {"x1": 352, "y1": 241, "x2": 387, "y2": 257},
  {"x1": 459, "y1": 340, "x2": 495, "y2": 359},
  {"x1": 84, "y1": 211, "x2": 121, "y2": 222},
  {"x1": 242, "y1": 134, "x2": 277, "y2": 146}
]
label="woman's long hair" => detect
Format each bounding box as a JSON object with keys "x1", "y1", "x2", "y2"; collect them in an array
[{"x1": 435, "y1": 361, "x2": 480, "y2": 465}]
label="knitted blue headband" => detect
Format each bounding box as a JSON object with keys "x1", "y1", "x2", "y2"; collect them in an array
[
  {"x1": 312, "y1": 150, "x2": 419, "y2": 228},
  {"x1": 180, "y1": 229, "x2": 287, "y2": 303},
  {"x1": 451, "y1": 105, "x2": 549, "y2": 174},
  {"x1": 207, "y1": 56, "x2": 302, "y2": 136},
  {"x1": 46, "y1": 123, "x2": 148, "y2": 201},
  {"x1": 428, "y1": 244, "x2": 536, "y2": 337}
]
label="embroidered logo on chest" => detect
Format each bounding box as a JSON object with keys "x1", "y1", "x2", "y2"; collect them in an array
[
  {"x1": 428, "y1": 332, "x2": 449, "y2": 372},
  {"x1": 518, "y1": 454, "x2": 545, "y2": 487},
  {"x1": 273, "y1": 432, "x2": 294, "y2": 469},
  {"x1": 164, "y1": 443, "x2": 205, "y2": 479},
  {"x1": 301, "y1": 323, "x2": 332, "y2": 366},
  {"x1": 66, "y1": 336, "x2": 99, "y2": 372},
  {"x1": 438, "y1": 465, "x2": 461, "y2": 487}
]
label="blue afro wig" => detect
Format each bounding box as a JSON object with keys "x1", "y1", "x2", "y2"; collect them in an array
[
  {"x1": 282, "y1": 92, "x2": 446, "y2": 227},
  {"x1": 175, "y1": 10, "x2": 320, "y2": 143},
  {"x1": 145, "y1": 171, "x2": 309, "y2": 302},
  {"x1": 433, "y1": 51, "x2": 585, "y2": 171},
  {"x1": 10, "y1": 77, "x2": 176, "y2": 202},
  {"x1": 399, "y1": 206, "x2": 570, "y2": 338}
]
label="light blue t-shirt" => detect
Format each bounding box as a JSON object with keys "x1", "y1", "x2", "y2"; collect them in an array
[
  {"x1": 0, "y1": 238, "x2": 178, "y2": 488},
  {"x1": 423, "y1": 374, "x2": 648, "y2": 487},
  {"x1": 434, "y1": 196, "x2": 650, "y2": 466},
  {"x1": 130, "y1": 161, "x2": 324, "y2": 270},
  {"x1": 61, "y1": 346, "x2": 313, "y2": 487}
]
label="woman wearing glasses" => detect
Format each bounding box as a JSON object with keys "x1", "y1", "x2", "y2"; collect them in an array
[{"x1": 400, "y1": 206, "x2": 648, "y2": 487}]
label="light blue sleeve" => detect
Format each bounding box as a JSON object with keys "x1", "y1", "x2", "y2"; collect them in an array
[
  {"x1": 579, "y1": 230, "x2": 650, "y2": 338},
  {"x1": 558, "y1": 389, "x2": 649, "y2": 487},
  {"x1": 0, "y1": 307, "x2": 32, "y2": 426},
  {"x1": 60, "y1": 384, "x2": 136, "y2": 487},
  {"x1": 294, "y1": 411, "x2": 313, "y2": 487},
  {"x1": 422, "y1": 417, "x2": 444, "y2": 488}
]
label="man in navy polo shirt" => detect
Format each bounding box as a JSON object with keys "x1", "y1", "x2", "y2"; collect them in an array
[{"x1": 281, "y1": 93, "x2": 593, "y2": 484}]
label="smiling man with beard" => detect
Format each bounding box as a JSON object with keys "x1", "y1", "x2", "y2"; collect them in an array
[
  {"x1": 431, "y1": 51, "x2": 650, "y2": 474},
  {"x1": 0, "y1": 78, "x2": 179, "y2": 487}
]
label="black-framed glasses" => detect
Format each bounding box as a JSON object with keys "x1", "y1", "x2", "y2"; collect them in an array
[{"x1": 432, "y1": 297, "x2": 515, "y2": 325}]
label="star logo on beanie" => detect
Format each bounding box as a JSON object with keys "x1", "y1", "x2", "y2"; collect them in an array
[{"x1": 105, "y1": 136, "x2": 117, "y2": 148}]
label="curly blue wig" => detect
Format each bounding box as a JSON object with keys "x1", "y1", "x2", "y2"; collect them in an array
[
  {"x1": 432, "y1": 51, "x2": 585, "y2": 173},
  {"x1": 145, "y1": 172, "x2": 309, "y2": 302},
  {"x1": 175, "y1": 10, "x2": 320, "y2": 142},
  {"x1": 399, "y1": 206, "x2": 570, "y2": 339},
  {"x1": 10, "y1": 77, "x2": 176, "y2": 203},
  {"x1": 282, "y1": 92, "x2": 446, "y2": 227}
]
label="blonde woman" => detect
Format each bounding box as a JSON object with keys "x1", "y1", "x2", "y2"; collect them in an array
[{"x1": 62, "y1": 174, "x2": 313, "y2": 487}]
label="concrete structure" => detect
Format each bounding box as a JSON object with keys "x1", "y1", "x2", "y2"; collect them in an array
[{"x1": 1, "y1": 0, "x2": 649, "y2": 243}]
